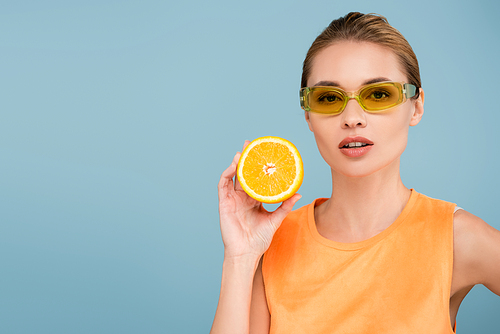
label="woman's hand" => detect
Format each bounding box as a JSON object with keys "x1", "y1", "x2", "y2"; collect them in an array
[
  {"x1": 218, "y1": 141, "x2": 302, "y2": 261},
  {"x1": 212, "y1": 141, "x2": 301, "y2": 334}
]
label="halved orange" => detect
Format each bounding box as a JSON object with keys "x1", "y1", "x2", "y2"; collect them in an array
[{"x1": 237, "y1": 136, "x2": 303, "y2": 204}]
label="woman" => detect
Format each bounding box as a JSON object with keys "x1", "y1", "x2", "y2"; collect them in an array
[{"x1": 211, "y1": 12, "x2": 500, "y2": 334}]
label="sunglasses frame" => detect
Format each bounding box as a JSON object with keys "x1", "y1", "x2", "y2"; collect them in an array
[{"x1": 299, "y1": 81, "x2": 418, "y2": 115}]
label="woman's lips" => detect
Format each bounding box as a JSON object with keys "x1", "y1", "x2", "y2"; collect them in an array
[{"x1": 338, "y1": 136, "x2": 374, "y2": 157}]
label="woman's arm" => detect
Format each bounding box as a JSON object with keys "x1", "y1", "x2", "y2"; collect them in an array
[
  {"x1": 250, "y1": 259, "x2": 271, "y2": 334},
  {"x1": 210, "y1": 255, "x2": 262, "y2": 334},
  {"x1": 210, "y1": 257, "x2": 271, "y2": 334},
  {"x1": 453, "y1": 209, "x2": 500, "y2": 296},
  {"x1": 210, "y1": 143, "x2": 300, "y2": 334}
]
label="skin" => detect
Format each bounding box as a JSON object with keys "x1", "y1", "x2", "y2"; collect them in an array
[{"x1": 211, "y1": 41, "x2": 500, "y2": 334}]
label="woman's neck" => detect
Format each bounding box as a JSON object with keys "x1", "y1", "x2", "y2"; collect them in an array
[{"x1": 315, "y1": 160, "x2": 411, "y2": 243}]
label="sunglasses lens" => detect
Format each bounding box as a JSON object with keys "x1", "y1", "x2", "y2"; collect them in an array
[
  {"x1": 359, "y1": 83, "x2": 403, "y2": 111},
  {"x1": 306, "y1": 88, "x2": 345, "y2": 114}
]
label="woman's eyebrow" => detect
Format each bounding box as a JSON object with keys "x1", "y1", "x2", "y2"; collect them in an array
[
  {"x1": 363, "y1": 77, "x2": 391, "y2": 85},
  {"x1": 313, "y1": 80, "x2": 340, "y2": 87},
  {"x1": 312, "y1": 77, "x2": 392, "y2": 88}
]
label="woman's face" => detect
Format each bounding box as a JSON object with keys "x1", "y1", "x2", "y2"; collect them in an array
[{"x1": 305, "y1": 41, "x2": 424, "y2": 178}]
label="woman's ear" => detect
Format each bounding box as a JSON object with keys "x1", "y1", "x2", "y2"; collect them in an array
[
  {"x1": 305, "y1": 112, "x2": 314, "y2": 132},
  {"x1": 410, "y1": 88, "x2": 424, "y2": 127}
]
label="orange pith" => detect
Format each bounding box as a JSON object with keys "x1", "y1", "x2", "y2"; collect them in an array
[{"x1": 237, "y1": 136, "x2": 303, "y2": 204}]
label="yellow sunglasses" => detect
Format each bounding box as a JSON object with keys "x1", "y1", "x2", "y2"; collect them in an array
[{"x1": 299, "y1": 81, "x2": 418, "y2": 115}]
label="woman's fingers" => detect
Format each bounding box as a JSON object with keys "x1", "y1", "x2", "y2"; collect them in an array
[
  {"x1": 234, "y1": 140, "x2": 250, "y2": 191},
  {"x1": 218, "y1": 155, "x2": 238, "y2": 199},
  {"x1": 218, "y1": 143, "x2": 246, "y2": 197}
]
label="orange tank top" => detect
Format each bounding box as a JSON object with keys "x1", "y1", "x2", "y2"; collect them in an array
[{"x1": 262, "y1": 190, "x2": 456, "y2": 334}]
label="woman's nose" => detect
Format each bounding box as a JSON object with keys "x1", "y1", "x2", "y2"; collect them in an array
[{"x1": 341, "y1": 98, "x2": 367, "y2": 129}]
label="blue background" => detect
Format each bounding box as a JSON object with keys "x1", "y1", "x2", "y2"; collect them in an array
[{"x1": 1, "y1": 0, "x2": 499, "y2": 333}]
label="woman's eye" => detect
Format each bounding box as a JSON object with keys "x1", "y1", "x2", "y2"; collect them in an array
[
  {"x1": 317, "y1": 93, "x2": 341, "y2": 103},
  {"x1": 369, "y1": 90, "x2": 390, "y2": 100}
]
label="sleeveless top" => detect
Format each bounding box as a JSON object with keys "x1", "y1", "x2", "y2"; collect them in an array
[{"x1": 262, "y1": 190, "x2": 456, "y2": 334}]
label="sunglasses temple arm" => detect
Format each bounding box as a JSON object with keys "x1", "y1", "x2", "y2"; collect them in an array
[{"x1": 404, "y1": 84, "x2": 419, "y2": 99}]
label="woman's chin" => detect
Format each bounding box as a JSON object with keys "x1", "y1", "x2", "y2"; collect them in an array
[{"x1": 330, "y1": 157, "x2": 401, "y2": 180}]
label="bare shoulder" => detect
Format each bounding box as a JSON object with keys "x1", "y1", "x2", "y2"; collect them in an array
[{"x1": 453, "y1": 209, "x2": 500, "y2": 296}]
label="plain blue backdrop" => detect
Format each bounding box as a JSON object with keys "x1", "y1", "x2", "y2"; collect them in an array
[{"x1": 1, "y1": 0, "x2": 499, "y2": 333}]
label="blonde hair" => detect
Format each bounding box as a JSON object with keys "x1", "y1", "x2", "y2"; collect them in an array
[{"x1": 301, "y1": 12, "x2": 421, "y2": 98}]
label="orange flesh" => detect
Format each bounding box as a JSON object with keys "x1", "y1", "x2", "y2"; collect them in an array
[{"x1": 241, "y1": 142, "x2": 297, "y2": 197}]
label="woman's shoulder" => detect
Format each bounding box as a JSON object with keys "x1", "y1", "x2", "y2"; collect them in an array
[
  {"x1": 284, "y1": 199, "x2": 310, "y2": 219},
  {"x1": 269, "y1": 198, "x2": 325, "y2": 243},
  {"x1": 413, "y1": 190, "x2": 457, "y2": 208},
  {"x1": 280, "y1": 198, "x2": 327, "y2": 225},
  {"x1": 400, "y1": 190, "x2": 457, "y2": 225}
]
